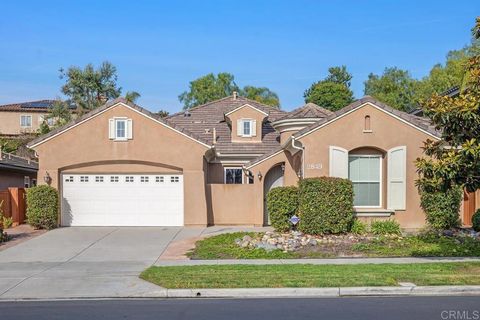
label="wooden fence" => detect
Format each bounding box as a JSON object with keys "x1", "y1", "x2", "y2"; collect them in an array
[{"x1": 0, "y1": 188, "x2": 26, "y2": 226}]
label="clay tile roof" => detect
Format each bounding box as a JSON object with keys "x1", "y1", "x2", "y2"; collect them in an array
[
  {"x1": 292, "y1": 96, "x2": 441, "y2": 139},
  {"x1": 167, "y1": 95, "x2": 287, "y2": 155},
  {"x1": 0, "y1": 152, "x2": 38, "y2": 172},
  {"x1": 27, "y1": 98, "x2": 211, "y2": 148},
  {"x1": 276, "y1": 102, "x2": 333, "y2": 121},
  {"x1": 0, "y1": 100, "x2": 56, "y2": 112}
]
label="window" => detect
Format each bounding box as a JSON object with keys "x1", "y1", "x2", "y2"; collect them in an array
[
  {"x1": 140, "y1": 176, "x2": 149, "y2": 183},
  {"x1": 24, "y1": 176, "x2": 30, "y2": 188},
  {"x1": 171, "y1": 176, "x2": 179, "y2": 183},
  {"x1": 349, "y1": 155, "x2": 381, "y2": 207},
  {"x1": 243, "y1": 120, "x2": 251, "y2": 136},
  {"x1": 80, "y1": 176, "x2": 89, "y2": 182},
  {"x1": 65, "y1": 176, "x2": 74, "y2": 182},
  {"x1": 156, "y1": 176, "x2": 164, "y2": 183},
  {"x1": 110, "y1": 176, "x2": 119, "y2": 182},
  {"x1": 20, "y1": 115, "x2": 32, "y2": 127},
  {"x1": 115, "y1": 119, "x2": 127, "y2": 140},
  {"x1": 224, "y1": 168, "x2": 243, "y2": 184},
  {"x1": 32, "y1": 179, "x2": 37, "y2": 187},
  {"x1": 125, "y1": 176, "x2": 134, "y2": 182},
  {"x1": 95, "y1": 176, "x2": 104, "y2": 182}
]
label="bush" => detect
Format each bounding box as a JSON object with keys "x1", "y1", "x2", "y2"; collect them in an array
[
  {"x1": 420, "y1": 186, "x2": 462, "y2": 230},
  {"x1": 1, "y1": 216, "x2": 13, "y2": 229},
  {"x1": 26, "y1": 185, "x2": 58, "y2": 230},
  {"x1": 267, "y1": 186, "x2": 299, "y2": 232},
  {"x1": 297, "y1": 177, "x2": 354, "y2": 234},
  {"x1": 370, "y1": 220, "x2": 402, "y2": 235},
  {"x1": 350, "y1": 219, "x2": 368, "y2": 235},
  {"x1": 472, "y1": 210, "x2": 480, "y2": 232}
]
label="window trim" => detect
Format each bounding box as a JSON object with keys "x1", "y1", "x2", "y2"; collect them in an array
[
  {"x1": 24, "y1": 176, "x2": 30, "y2": 188},
  {"x1": 20, "y1": 115, "x2": 32, "y2": 128},
  {"x1": 114, "y1": 118, "x2": 128, "y2": 141},
  {"x1": 224, "y1": 167, "x2": 244, "y2": 184},
  {"x1": 348, "y1": 154, "x2": 382, "y2": 209}
]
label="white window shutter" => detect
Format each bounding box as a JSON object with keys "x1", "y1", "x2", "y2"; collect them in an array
[
  {"x1": 127, "y1": 119, "x2": 133, "y2": 139},
  {"x1": 237, "y1": 119, "x2": 243, "y2": 136},
  {"x1": 329, "y1": 146, "x2": 348, "y2": 178},
  {"x1": 108, "y1": 119, "x2": 115, "y2": 139},
  {"x1": 252, "y1": 120, "x2": 257, "y2": 136},
  {"x1": 387, "y1": 146, "x2": 407, "y2": 210}
]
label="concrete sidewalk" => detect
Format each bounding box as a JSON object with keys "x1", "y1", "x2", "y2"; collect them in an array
[{"x1": 155, "y1": 256, "x2": 480, "y2": 266}]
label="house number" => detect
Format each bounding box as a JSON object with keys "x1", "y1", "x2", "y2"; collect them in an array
[{"x1": 306, "y1": 163, "x2": 322, "y2": 170}]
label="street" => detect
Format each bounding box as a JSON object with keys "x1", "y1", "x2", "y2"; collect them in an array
[{"x1": 1, "y1": 296, "x2": 479, "y2": 320}]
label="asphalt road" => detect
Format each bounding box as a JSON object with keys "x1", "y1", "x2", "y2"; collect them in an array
[{"x1": 1, "y1": 296, "x2": 479, "y2": 320}]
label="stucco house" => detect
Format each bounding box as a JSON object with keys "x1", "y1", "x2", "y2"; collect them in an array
[
  {"x1": 0, "y1": 100, "x2": 55, "y2": 136},
  {"x1": 27, "y1": 94, "x2": 475, "y2": 229}
]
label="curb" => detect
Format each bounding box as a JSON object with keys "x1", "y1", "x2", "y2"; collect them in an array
[
  {"x1": 1, "y1": 286, "x2": 480, "y2": 301},
  {"x1": 163, "y1": 285, "x2": 480, "y2": 298}
]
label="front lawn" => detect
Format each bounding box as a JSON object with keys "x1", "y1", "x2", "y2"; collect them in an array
[
  {"x1": 141, "y1": 262, "x2": 480, "y2": 288},
  {"x1": 186, "y1": 232, "x2": 480, "y2": 259}
]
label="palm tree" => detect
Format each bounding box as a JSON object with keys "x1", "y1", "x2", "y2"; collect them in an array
[{"x1": 125, "y1": 91, "x2": 141, "y2": 103}]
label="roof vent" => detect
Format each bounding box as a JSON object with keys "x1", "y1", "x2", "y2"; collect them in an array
[
  {"x1": 184, "y1": 110, "x2": 191, "y2": 117},
  {"x1": 204, "y1": 128, "x2": 211, "y2": 134},
  {"x1": 233, "y1": 91, "x2": 238, "y2": 100}
]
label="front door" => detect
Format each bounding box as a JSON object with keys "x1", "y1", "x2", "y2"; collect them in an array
[{"x1": 263, "y1": 165, "x2": 284, "y2": 225}]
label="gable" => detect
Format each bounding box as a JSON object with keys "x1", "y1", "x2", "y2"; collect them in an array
[
  {"x1": 224, "y1": 103, "x2": 269, "y2": 117},
  {"x1": 28, "y1": 101, "x2": 211, "y2": 149}
]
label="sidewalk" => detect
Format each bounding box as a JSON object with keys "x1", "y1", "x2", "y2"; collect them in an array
[{"x1": 155, "y1": 256, "x2": 480, "y2": 266}]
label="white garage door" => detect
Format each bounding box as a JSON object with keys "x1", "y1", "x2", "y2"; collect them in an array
[{"x1": 61, "y1": 174, "x2": 184, "y2": 226}]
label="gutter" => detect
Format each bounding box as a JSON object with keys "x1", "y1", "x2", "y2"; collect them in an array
[{"x1": 291, "y1": 137, "x2": 304, "y2": 179}]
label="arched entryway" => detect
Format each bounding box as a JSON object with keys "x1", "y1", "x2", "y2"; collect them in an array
[{"x1": 263, "y1": 163, "x2": 285, "y2": 225}]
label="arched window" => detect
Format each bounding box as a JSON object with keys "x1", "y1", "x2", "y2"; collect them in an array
[{"x1": 364, "y1": 115, "x2": 371, "y2": 132}]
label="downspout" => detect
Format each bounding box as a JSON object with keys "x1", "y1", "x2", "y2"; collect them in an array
[{"x1": 291, "y1": 137, "x2": 304, "y2": 179}]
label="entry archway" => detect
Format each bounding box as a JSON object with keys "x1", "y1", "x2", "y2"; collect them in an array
[{"x1": 263, "y1": 163, "x2": 285, "y2": 225}]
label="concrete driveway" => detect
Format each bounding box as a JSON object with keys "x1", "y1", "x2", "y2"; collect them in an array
[{"x1": 0, "y1": 227, "x2": 202, "y2": 299}]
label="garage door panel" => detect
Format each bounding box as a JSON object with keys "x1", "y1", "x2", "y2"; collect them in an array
[{"x1": 61, "y1": 174, "x2": 184, "y2": 226}]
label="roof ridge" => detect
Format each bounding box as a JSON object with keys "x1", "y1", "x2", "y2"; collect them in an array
[{"x1": 166, "y1": 95, "x2": 234, "y2": 118}]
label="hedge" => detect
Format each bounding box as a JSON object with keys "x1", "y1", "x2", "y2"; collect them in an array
[
  {"x1": 298, "y1": 177, "x2": 354, "y2": 234},
  {"x1": 473, "y1": 209, "x2": 480, "y2": 232},
  {"x1": 267, "y1": 186, "x2": 299, "y2": 232},
  {"x1": 26, "y1": 185, "x2": 59, "y2": 230},
  {"x1": 420, "y1": 186, "x2": 462, "y2": 230}
]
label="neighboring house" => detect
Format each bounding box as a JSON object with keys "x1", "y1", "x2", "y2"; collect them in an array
[
  {"x1": 0, "y1": 151, "x2": 38, "y2": 190},
  {"x1": 26, "y1": 94, "x2": 472, "y2": 229},
  {"x1": 409, "y1": 85, "x2": 461, "y2": 117},
  {"x1": 0, "y1": 100, "x2": 56, "y2": 136}
]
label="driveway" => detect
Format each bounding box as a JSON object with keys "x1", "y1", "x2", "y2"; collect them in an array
[
  {"x1": 0, "y1": 226, "x2": 270, "y2": 299},
  {"x1": 0, "y1": 227, "x2": 197, "y2": 299}
]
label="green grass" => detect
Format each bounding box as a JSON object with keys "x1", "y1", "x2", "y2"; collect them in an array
[
  {"x1": 140, "y1": 262, "x2": 480, "y2": 288},
  {"x1": 187, "y1": 232, "x2": 480, "y2": 259}
]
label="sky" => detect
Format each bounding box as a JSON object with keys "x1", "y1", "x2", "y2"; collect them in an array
[{"x1": 0, "y1": 1, "x2": 478, "y2": 113}]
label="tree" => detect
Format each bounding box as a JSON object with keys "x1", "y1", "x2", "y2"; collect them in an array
[
  {"x1": 38, "y1": 99, "x2": 73, "y2": 134},
  {"x1": 241, "y1": 86, "x2": 280, "y2": 108},
  {"x1": 125, "y1": 91, "x2": 141, "y2": 103},
  {"x1": 364, "y1": 67, "x2": 418, "y2": 112},
  {"x1": 179, "y1": 73, "x2": 239, "y2": 109},
  {"x1": 304, "y1": 65, "x2": 354, "y2": 111},
  {"x1": 416, "y1": 17, "x2": 480, "y2": 193},
  {"x1": 60, "y1": 61, "x2": 122, "y2": 113},
  {"x1": 153, "y1": 110, "x2": 169, "y2": 118}
]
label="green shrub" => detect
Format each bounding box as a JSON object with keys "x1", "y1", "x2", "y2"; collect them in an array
[
  {"x1": 297, "y1": 177, "x2": 354, "y2": 234},
  {"x1": 350, "y1": 219, "x2": 368, "y2": 235},
  {"x1": 370, "y1": 220, "x2": 402, "y2": 235},
  {"x1": 267, "y1": 186, "x2": 299, "y2": 232},
  {"x1": 2, "y1": 216, "x2": 13, "y2": 229},
  {"x1": 26, "y1": 185, "x2": 58, "y2": 230},
  {"x1": 472, "y1": 209, "x2": 480, "y2": 232},
  {"x1": 420, "y1": 186, "x2": 462, "y2": 230}
]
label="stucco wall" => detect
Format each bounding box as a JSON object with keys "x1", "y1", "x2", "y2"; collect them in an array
[
  {"x1": 227, "y1": 106, "x2": 266, "y2": 143},
  {"x1": 0, "y1": 112, "x2": 47, "y2": 135},
  {"x1": 298, "y1": 103, "x2": 436, "y2": 229},
  {"x1": 207, "y1": 184, "x2": 257, "y2": 225},
  {"x1": 32, "y1": 103, "x2": 210, "y2": 226}
]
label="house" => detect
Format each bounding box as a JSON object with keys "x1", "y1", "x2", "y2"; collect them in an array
[
  {"x1": 0, "y1": 151, "x2": 38, "y2": 190},
  {"x1": 0, "y1": 100, "x2": 57, "y2": 136},
  {"x1": 26, "y1": 94, "x2": 473, "y2": 229}
]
